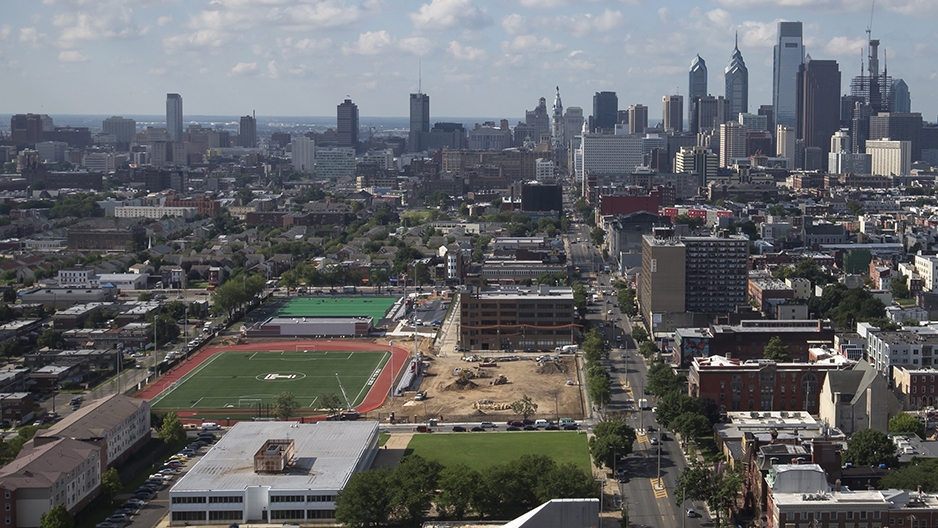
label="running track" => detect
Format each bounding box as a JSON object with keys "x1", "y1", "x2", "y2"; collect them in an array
[{"x1": 135, "y1": 340, "x2": 411, "y2": 420}]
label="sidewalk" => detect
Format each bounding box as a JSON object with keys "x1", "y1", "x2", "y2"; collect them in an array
[{"x1": 371, "y1": 433, "x2": 413, "y2": 468}]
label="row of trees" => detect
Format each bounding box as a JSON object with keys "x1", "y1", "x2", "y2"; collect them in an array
[
  {"x1": 210, "y1": 271, "x2": 266, "y2": 317},
  {"x1": 335, "y1": 454, "x2": 600, "y2": 527},
  {"x1": 613, "y1": 280, "x2": 638, "y2": 318},
  {"x1": 582, "y1": 328, "x2": 611, "y2": 407}
]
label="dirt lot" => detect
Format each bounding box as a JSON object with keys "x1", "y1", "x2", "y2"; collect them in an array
[{"x1": 376, "y1": 342, "x2": 586, "y2": 423}]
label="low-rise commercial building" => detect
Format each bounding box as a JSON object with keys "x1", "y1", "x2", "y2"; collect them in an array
[{"x1": 459, "y1": 285, "x2": 575, "y2": 351}]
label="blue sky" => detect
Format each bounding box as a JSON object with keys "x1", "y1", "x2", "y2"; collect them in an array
[{"x1": 2, "y1": 0, "x2": 936, "y2": 121}]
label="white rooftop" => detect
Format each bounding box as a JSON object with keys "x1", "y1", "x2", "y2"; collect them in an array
[{"x1": 170, "y1": 421, "x2": 378, "y2": 493}]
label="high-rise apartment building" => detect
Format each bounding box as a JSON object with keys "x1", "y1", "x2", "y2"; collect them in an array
[
  {"x1": 11, "y1": 114, "x2": 44, "y2": 146},
  {"x1": 758, "y1": 105, "x2": 775, "y2": 136},
  {"x1": 724, "y1": 36, "x2": 749, "y2": 118},
  {"x1": 891, "y1": 79, "x2": 911, "y2": 113},
  {"x1": 592, "y1": 91, "x2": 618, "y2": 132},
  {"x1": 773, "y1": 22, "x2": 804, "y2": 128},
  {"x1": 777, "y1": 125, "x2": 797, "y2": 167},
  {"x1": 719, "y1": 120, "x2": 747, "y2": 168},
  {"x1": 409, "y1": 92, "x2": 430, "y2": 152},
  {"x1": 628, "y1": 104, "x2": 648, "y2": 135},
  {"x1": 291, "y1": 136, "x2": 316, "y2": 173},
  {"x1": 578, "y1": 134, "x2": 644, "y2": 179},
  {"x1": 662, "y1": 95, "x2": 683, "y2": 133},
  {"x1": 688, "y1": 55, "x2": 708, "y2": 133},
  {"x1": 738, "y1": 113, "x2": 767, "y2": 132},
  {"x1": 336, "y1": 98, "x2": 359, "y2": 148},
  {"x1": 166, "y1": 93, "x2": 183, "y2": 143},
  {"x1": 675, "y1": 146, "x2": 718, "y2": 187},
  {"x1": 867, "y1": 139, "x2": 911, "y2": 176},
  {"x1": 238, "y1": 114, "x2": 257, "y2": 148},
  {"x1": 639, "y1": 229, "x2": 749, "y2": 325},
  {"x1": 869, "y1": 112, "x2": 923, "y2": 161},
  {"x1": 102, "y1": 116, "x2": 136, "y2": 145},
  {"x1": 797, "y1": 58, "x2": 841, "y2": 159}
]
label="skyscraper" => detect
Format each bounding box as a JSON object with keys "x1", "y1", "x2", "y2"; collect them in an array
[
  {"x1": 592, "y1": 91, "x2": 618, "y2": 132},
  {"x1": 688, "y1": 54, "x2": 708, "y2": 133},
  {"x1": 773, "y1": 22, "x2": 804, "y2": 129},
  {"x1": 526, "y1": 97, "x2": 550, "y2": 141},
  {"x1": 777, "y1": 124, "x2": 797, "y2": 166},
  {"x1": 336, "y1": 98, "x2": 359, "y2": 148},
  {"x1": 102, "y1": 116, "x2": 136, "y2": 145},
  {"x1": 724, "y1": 34, "x2": 748, "y2": 118},
  {"x1": 409, "y1": 92, "x2": 430, "y2": 152},
  {"x1": 166, "y1": 93, "x2": 183, "y2": 143},
  {"x1": 869, "y1": 112, "x2": 923, "y2": 161},
  {"x1": 292, "y1": 136, "x2": 316, "y2": 173},
  {"x1": 662, "y1": 95, "x2": 683, "y2": 133},
  {"x1": 628, "y1": 104, "x2": 648, "y2": 135},
  {"x1": 238, "y1": 114, "x2": 257, "y2": 148},
  {"x1": 551, "y1": 87, "x2": 564, "y2": 154},
  {"x1": 797, "y1": 58, "x2": 841, "y2": 160},
  {"x1": 891, "y1": 79, "x2": 911, "y2": 113},
  {"x1": 719, "y1": 120, "x2": 747, "y2": 168}
]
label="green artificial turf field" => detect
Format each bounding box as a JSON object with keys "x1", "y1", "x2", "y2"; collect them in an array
[
  {"x1": 150, "y1": 349, "x2": 390, "y2": 412},
  {"x1": 275, "y1": 297, "x2": 398, "y2": 321},
  {"x1": 405, "y1": 431, "x2": 591, "y2": 473}
]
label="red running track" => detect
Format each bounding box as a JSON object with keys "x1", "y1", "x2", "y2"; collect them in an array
[{"x1": 135, "y1": 340, "x2": 412, "y2": 419}]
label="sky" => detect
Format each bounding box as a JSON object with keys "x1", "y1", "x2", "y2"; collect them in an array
[{"x1": 2, "y1": 0, "x2": 938, "y2": 122}]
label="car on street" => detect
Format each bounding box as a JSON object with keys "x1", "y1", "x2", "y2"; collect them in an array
[
  {"x1": 414, "y1": 425, "x2": 432, "y2": 433},
  {"x1": 506, "y1": 426, "x2": 521, "y2": 431},
  {"x1": 107, "y1": 514, "x2": 130, "y2": 523},
  {"x1": 125, "y1": 499, "x2": 146, "y2": 507},
  {"x1": 470, "y1": 426, "x2": 485, "y2": 432},
  {"x1": 451, "y1": 426, "x2": 466, "y2": 432},
  {"x1": 95, "y1": 522, "x2": 118, "y2": 528},
  {"x1": 507, "y1": 420, "x2": 524, "y2": 427},
  {"x1": 686, "y1": 508, "x2": 696, "y2": 518},
  {"x1": 660, "y1": 433, "x2": 669, "y2": 441},
  {"x1": 544, "y1": 424, "x2": 560, "y2": 430},
  {"x1": 562, "y1": 424, "x2": 579, "y2": 430},
  {"x1": 523, "y1": 425, "x2": 538, "y2": 431},
  {"x1": 650, "y1": 437, "x2": 658, "y2": 445},
  {"x1": 480, "y1": 421, "x2": 497, "y2": 429}
]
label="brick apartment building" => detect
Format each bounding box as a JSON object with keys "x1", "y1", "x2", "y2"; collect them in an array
[
  {"x1": 674, "y1": 319, "x2": 835, "y2": 366},
  {"x1": 459, "y1": 285, "x2": 576, "y2": 351}
]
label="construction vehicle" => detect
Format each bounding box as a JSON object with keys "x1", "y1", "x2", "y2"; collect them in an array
[{"x1": 332, "y1": 373, "x2": 361, "y2": 421}]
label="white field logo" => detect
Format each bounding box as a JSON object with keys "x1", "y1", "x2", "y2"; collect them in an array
[{"x1": 264, "y1": 374, "x2": 297, "y2": 380}]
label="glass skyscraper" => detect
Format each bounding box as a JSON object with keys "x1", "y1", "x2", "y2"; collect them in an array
[
  {"x1": 773, "y1": 21, "x2": 804, "y2": 128},
  {"x1": 166, "y1": 93, "x2": 183, "y2": 143},
  {"x1": 724, "y1": 36, "x2": 748, "y2": 119},
  {"x1": 688, "y1": 55, "x2": 708, "y2": 133}
]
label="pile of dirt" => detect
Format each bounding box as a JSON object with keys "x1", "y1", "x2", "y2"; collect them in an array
[
  {"x1": 536, "y1": 361, "x2": 567, "y2": 374},
  {"x1": 443, "y1": 378, "x2": 479, "y2": 391}
]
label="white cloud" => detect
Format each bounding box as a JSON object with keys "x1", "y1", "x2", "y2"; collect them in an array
[
  {"x1": 342, "y1": 31, "x2": 394, "y2": 55},
  {"x1": 826, "y1": 36, "x2": 867, "y2": 56},
  {"x1": 157, "y1": 16, "x2": 173, "y2": 26},
  {"x1": 18, "y1": 27, "x2": 41, "y2": 44},
  {"x1": 58, "y1": 50, "x2": 89, "y2": 62},
  {"x1": 658, "y1": 7, "x2": 672, "y2": 24},
  {"x1": 148, "y1": 67, "x2": 167, "y2": 75},
  {"x1": 519, "y1": 0, "x2": 568, "y2": 7},
  {"x1": 399, "y1": 37, "x2": 433, "y2": 56},
  {"x1": 410, "y1": 0, "x2": 491, "y2": 31},
  {"x1": 163, "y1": 30, "x2": 229, "y2": 52},
  {"x1": 880, "y1": 0, "x2": 938, "y2": 16},
  {"x1": 563, "y1": 49, "x2": 595, "y2": 71},
  {"x1": 504, "y1": 34, "x2": 564, "y2": 53},
  {"x1": 502, "y1": 14, "x2": 524, "y2": 35},
  {"x1": 282, "y1": 2, "x2": 362, "y2": 29},
  {"x1": 712, "y1": 0, "x2": 859, "y2": 8},
  {"x1": 266, "y1": 60, "x2": 279, "y2": 78},
  {"x1": 294, "y1": 38, "x2": 333, "y2": 52},
  {"x1": 448, "y1": 41, "x2": 486, "y2": 61},
  {"x1": 51, "y1": 2, "x2": 144, "y2": 45},
  {"x1": 0, "y1": 25, "x2": 11, "y2": 41},
  {"x1": 229, "y1": 61, "x2": 258, "y2": 76}
]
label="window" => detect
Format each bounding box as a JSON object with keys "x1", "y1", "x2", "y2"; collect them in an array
[
  {"x1": 307, "y1": 495, "x2": 337, "y2": 503},
  {"x1": 860, "y1": 511, "x2": 867, "y2": 519},
  {"x1": 172, "y1": 496, "x2": 207, "y2": 504},
  {"x1": 4, "y1": 517, "x2": 8, "y2": 525},
  {"x1": 848, "y1": 512, "x2": 854, "y2": 519},
  {"x1": 270, "y1": 495, "x2": 305, "y2": 503},
  {"x1": 307, "y1": 510, "x2": 336, "y2": 519},
  {"x1": 171, "y1": 512, "x2": 206, "y2": 522},
  {"x1": 208, "y1": 511, "x2": 242, "y2": 521},
  {"x1": 209, "y1": 496, "x2": 243, "y2": 504},
  {"x1": 269, "y1": 510, "x2": 304, "y2": 520}
]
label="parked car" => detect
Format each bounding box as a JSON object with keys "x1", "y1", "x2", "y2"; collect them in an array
[
  {"x1": 95, "y1": 522, "x2": 118, "y2": 528},
  {"x1": 686, "y1": 508, "x2": 696, "y2": 518},
  {"x1": 125, "y1": 499, "x2": 146, "y2": 507},
  {"x1": 480, "y1": 421, "x2": 497, "y2": 429},
  {"x1": 506, "y1": 426, "x2": 521, "y2": 431},
  {"x1": 507, "y1": 420, "x2": 524, "y2": 427},
  {"x1": 562, "y1": 424, "x2": 579, "y2": 431},
  {"x1": 451, "y1": 426, "x2": 466, "y2": 432},
  {"x1": 107, "y1": 513, "x2": 130, "y2": 523},
  {"x1": 414, "y1": 425, "x2": 432, "y2": 433},
  {"x1": 544, "y1": 424, "x2": 560, "y2": 431},
  {"x1": 650, "y1": 437, "x2": 659, "y2": 445},
  {"x1": 523, "y1": 425, "x2": 538, "y2": 431},
  {"x1": 470, "y1": 426, "x2": 485, "y2": 432}
]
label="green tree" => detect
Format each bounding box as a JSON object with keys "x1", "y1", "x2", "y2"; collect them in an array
[
  {"x1": 891, "y1": 275, "x2": 910, "y2": 299},
  {"x1": 138, "y1": 292, "x2": 152, "y2": 301},
  {"x1": 675, "y1": 465, "x2": 743, "y2": 527},
  {"x1": 274, "y1": 391, "x2": 299, "y2": 420},
  {"x1": 158, "y1": 412, "x2": 186, "y2": 445},
  {"x1": 846, "y1": 200, "x2": 865, "y2": 216},
  {"x1": 879, "y1": 458, "x2": 938, "y2": 492},
  {"x1": 843, "y1": 429, "x2": 898, "y2": 467},
  {"x1": 671, "y1": 412, "x2": 713, "y2": 443},
  {"x1": 319, "y1": 393, "x2": 344, "y2": 417},
  {"x1": 102, "y1": 467, "x2": 122, "y2": 499},
  {"x1": 436, "y1": 464, "x2": 483, "y2": 520},
  {"x1": 152, "y1": 314, "x2": 180, "y2": 344},
  {"x1": 763, "y1": 336, "x2": 791, "y2": 362},
  {"x1": 646, "y1": 362, "x2": 683, "y2": 397},
  {"x1": 588, "y1": 415, "x2": 636, "y2": 469},
  {"x1": 582, "y1": 328, "x2": 607, "y2": 362},
  {"x1": 617, "y1": 287, "x2": 637, "y2": 317},
  {"x1": 654, "y1": 391, "x2": 703, "y2": 429},
  {"x1": 39, "y1": 505, "x2": 73, "y2": 528},
  {"x1": 37, "y1": 329, "x2": 65, "y2": 349},
  {"x1": 674, "y1": 214, "x2": 705, "y2": 229},
  {"x1": 510, "y1": 394, "x2": 539, "y2": 420},
  {"x1": 631, "y1": 325, "x2": 648, "y2": 343},
  {"x1": 389, "y1": 455, "x2": 442, "y2": 526},
  {"x1": 335, "y1": 467, "x2": 394, "y2": 527},
  {"x1": 889, "y1": 413, "x2": 926, "y2": 440},
  {"x1": 590, "y1": 227, "x2": 605, "y2": 246},
  {"x1": 639, "y1": 340, "x2": 659, "y2": 358}
]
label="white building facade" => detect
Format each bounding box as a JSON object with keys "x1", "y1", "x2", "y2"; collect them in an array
[{"x1": 867, "y1": 139, "x2": 911, "y2": 176}]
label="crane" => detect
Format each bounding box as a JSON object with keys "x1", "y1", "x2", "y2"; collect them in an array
[{"x1": 334, "y1": 373, "x2": 360, "y2": 420}]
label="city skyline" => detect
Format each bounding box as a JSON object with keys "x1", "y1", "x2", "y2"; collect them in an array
[{"x1": 2, "y1": 1, "x2": 937, "y2": 121}]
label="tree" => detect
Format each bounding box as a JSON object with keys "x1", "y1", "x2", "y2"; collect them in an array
[
  {"x1": 655, "y1": 391, "x2": 703, "y2": 429},
  {"x1": 335, "y1": 467, "x2": 394, "y2": 527},
  {"x1": 589, "y1": 416, "x2": 636, "y2": 469},
  {"x1": 158, "y1": 412, "x2": 186, "y2": 445},
  {"x1": 39, "y1": 505, "x2": 73, "y2": 528},
  {"x1": 152, "y1": 314, "x2": 180, "y2": 344},
  {"x1": 274, "y1": 391, "x2": 299, "y2": 420},
  {"x1": 646, "y1": 362, "x2": 683, "y2": 397},
  {"x1": 846, "y1": 200, "x2": 865, "y2": 216},
  {"x1": 510, "y1": 394, "x2": 539, "y2": 420},
  {"x1": 631, "y1": 325, "x2": 648, "y2": 343},
  {"x1": 138, "y1": 292, "x2": 152, "y2": 301},
  {"x1": 879, "y1": 458, "x2": 938, "y2": 492},
  {"x1": 389, "y1": 455, "x2": 442, "y2": 526},
  {"x1": 319, "y1": 393, "x2": 344, "y2": 417},
  {"x1": 675, "y1": 465, "x2": 742, "y2": 527},
  {"x1": 617, "y1": 287, "x2": 637, "y2": 317},
  {"x1": 590, "y1": 227, "x2": 605, "y2": 246},
  {"x1": 891, "y1": 275, "x2": 910, "y2": 299},
  {"x1": 671, "y1": 412, "x2": 713, "y2": 443},
  {"x1": 843, "y1": 429, "x2": 898, "y2": 467},
  {"x1": 763, "y1": 336, "x2": 791, "y2": 362},
  {"x1": 639, "y1": 340, "x2": 659, "y2": 358},
  {"x1": 436, "y1": 464, "x2": 483, "y2": 520},
  {"x1": 889, "y1": 413, "x2": 926, "y2": 440},
  {"x1": 37, "y1": 329, "x2": 65, "y2": 349},
  {"x1": 102, "y1": 467, "x2": 122, "y2": 499}
]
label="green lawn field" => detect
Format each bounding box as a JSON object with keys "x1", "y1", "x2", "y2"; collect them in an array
[
  {"x1": 405, "y1": 432, "x2": 591, "y2": 473},
  {"x1": 275, "y1": 297, "x2": 398, "y2": 321},
  {"x1": 150, "y1": 350, "x2": 390, "y2": 412}
]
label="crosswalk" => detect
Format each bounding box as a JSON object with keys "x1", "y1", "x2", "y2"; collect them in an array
[{"x1": 650, "y1": 478, "x2": 668, "y2": 499}]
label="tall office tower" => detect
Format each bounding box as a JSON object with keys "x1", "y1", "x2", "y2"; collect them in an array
[
  {"x1": 797, "y1": 58, "x2": 841, "y2": 161},
  {"x1": 688, "y1": 55, "x2": 708, "y2": 133},
  {"x1": 695, "y1": 95, "x2": 730, "y2": 132},
  {"x1": 166, "y1": 93, "x2": 183, "y2": 143},
  {"x1": 237, "y1": 114, "x2": 257, "y2": 148},
  {"x1": 551, "y1": 87, "x2": 564, "y2": 154},
  {"x1": 719, "y1": 120, "x2": 747, "y2": 168},
  {"x1": 840, "y1": 95, "x2": 864, "y2": 127},
  {"x1": 675, "y1": 146, "x2": 718, "y2": 188},
  {"x1": 526, "y1": 96, "x2": 551, "y2": 141},
  {"x1": 867, "y1": 139, "x2": 911, "y2": 176},
  {"x1": 773, "y1": 21, "x2": 804, "y2": 128},
  {"x1": 10, "y1": 114, "x2": 44, "y2": 146},
  {"x1": 408, "y1": 92, "x2": 430, "y2": 152},
  {"x1": 662, "y1": 95, "x2": 683, "y2": 132},
  {"x1": 777, "y1": 125, "x2": 796, "y2": 166},
  {"x1": 563, "y1": 107, "x2": 583, "y2": 147},
  {"x1": 102, "y1": 116, "x2": 136, "y2": 145},
  {"x1": 851, "y1": 102, "x2": 873, "y2": 153},
  {"x1": 592, "y1": 91, "x2": 618, "y2": 132},
  {"x1": 336, "y1": 98, "x2": 359, "y2": 148},
  {"x1": 870, "y1": 112, "x2": 924, "y2": 161},
  {"x1": 291, "y1": 136, "x2": 316, "y2": 173},
  {"x1": 639, "y1": 229, "x2": 749, "y2": 326},
  {"x1": 739, "y1": 113, "x2": 767, "y2": 132},
  {"x1": 891, "y1": 79, "x2": 911, "y2": 113},
  {"x1": 830, "y1": 129, "x2": 851, "y2": 153},
  {"x1": 724, "y1": 35, "x2": 749, "y2": 117},
  {"x1": 628, "y1": 104, "x2": 648, "y2": 135},
  {"x1": 757, "y1": 105, "x2": 775, "y2": 136}
]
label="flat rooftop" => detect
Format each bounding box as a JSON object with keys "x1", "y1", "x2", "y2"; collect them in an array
[{"x1": 171, "y1": 421, "x2": 378, "y2": 493}]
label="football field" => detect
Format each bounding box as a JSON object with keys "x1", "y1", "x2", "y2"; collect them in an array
[{"x1": 149, "y1": 349, "x2": 391, "y2": 412}]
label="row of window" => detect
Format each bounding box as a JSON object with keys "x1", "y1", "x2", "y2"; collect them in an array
[
  {"x1": 172, "y1": 497, "x2": 207, "y2": 504},
  {"x1": 208, "y1": 496, "x2": 243, "y2": 504},
  {"x1": 270, "y1": 510, "x2": 335, "y2": 520}
]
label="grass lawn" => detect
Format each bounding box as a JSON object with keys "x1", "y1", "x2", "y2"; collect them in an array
[
  {"x1": 405, "y1": 432, "x2": 592, "y2": 473},
  {"x1": 275, "y1": 297, "x2": 398, "y2": 321},
  {"x1": 150, "y1": 349, "x2": 389, "y2": 412}
]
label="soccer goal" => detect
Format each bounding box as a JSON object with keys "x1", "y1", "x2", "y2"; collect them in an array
[{"x1": 238, "y1": 398, "x2": 264, "y2": 409}]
